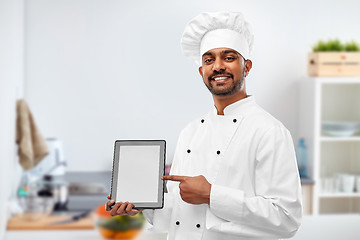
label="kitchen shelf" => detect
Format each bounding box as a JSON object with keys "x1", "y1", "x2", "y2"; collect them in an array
[
  {"x1": 315, "y1": 77, "x2": 360, "y2": 84},
  {"x1": 320, "y1": 136, "x2": 360, "y2": 142},
  {"x1": 299, "y1": 77, "x2": 360, "y2": 215},
  {"x1": 319, "y1": 193, "x2": 360, "y2": 198}
]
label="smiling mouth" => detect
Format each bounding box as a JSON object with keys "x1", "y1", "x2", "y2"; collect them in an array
[
  {"x1": 213, "y1": 76, "x2": 230, "y2": 81},
  {"x1": 210, "y1": 75, "x2": 232, "y2": 84}
]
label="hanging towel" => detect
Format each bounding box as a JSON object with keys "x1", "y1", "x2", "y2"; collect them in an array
[{"x1": 16, "y1": 99, "x2": 49, "y2": 170}]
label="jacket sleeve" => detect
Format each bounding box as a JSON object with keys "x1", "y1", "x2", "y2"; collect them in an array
[{"x1": 208, "y1": 126, "x2": 302, "y2": 239}]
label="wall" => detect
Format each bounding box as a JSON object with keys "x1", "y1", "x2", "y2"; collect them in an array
[
  {"x1": 0, "y1": 0, "x2": 24, "y2": 238},
  {"x1": 24, "y1": 0, "x2": 360, "y2": 171}
]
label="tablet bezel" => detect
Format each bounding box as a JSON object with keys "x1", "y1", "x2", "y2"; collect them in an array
[{"x1": 110, "y1": 140, "x2": 166, "y2": 209}]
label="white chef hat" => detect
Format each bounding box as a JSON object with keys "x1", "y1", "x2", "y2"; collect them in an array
[{"x1": 181, "y1": 12, "x2": 254, "y2": 65}]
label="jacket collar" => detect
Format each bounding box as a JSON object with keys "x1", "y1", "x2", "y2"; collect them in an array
[{"x1": 212, "y1": 95, "x2": 256, "y2": 116}]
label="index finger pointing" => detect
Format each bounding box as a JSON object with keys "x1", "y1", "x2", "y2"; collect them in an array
[{"x1": 161, "y1": 175, "x2": 186, "y2": 182}]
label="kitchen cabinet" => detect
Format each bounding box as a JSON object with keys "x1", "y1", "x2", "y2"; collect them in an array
[
  {"x1": 298, "y1": 77, "x2": 360, "y2": 215},
  {"x1": 301, "y1": 179, "x2": 314, "y2": 215},
  {"x1": 289, "y1": 214, "x2": 360, "y2": 239}
]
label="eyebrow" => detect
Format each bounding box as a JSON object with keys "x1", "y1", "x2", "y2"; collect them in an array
[
  {"x1": 202, "y1": 49, "x2": 240, "y2": 58},
  {"x1": 202, "y1": 52, "x2": 213, "y2": 58},
  {"x1": 223, "y1": 50, "x2": 239, "y2": 55}
]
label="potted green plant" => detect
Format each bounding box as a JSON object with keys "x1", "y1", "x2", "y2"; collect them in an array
[{"x1": 308, "y1": 39, "x2": 360, "y2": 76}]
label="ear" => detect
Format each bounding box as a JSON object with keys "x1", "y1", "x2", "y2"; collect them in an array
[
  {"x1": 245, "y1": 59, "x2": 252, "y2": 76},
  {"x1": 198, "y1": 66, "x2": 203, "y2": 77}
]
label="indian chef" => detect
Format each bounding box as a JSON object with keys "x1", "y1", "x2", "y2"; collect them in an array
[{"x1": 106, "y1": 11, "x2": 302, "y2": 240}]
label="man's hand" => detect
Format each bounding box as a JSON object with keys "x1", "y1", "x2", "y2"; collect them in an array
[
  {"x1": 161, "y1": 175, "x2": 211, "y2": 204},
  {"x1": 106, "y1": 195, "x2": 143, "y2": 216}
]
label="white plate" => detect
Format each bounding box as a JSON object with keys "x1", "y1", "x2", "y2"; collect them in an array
[{"x1": 324, "y1": 130, "x2": 358, "y2": 137}]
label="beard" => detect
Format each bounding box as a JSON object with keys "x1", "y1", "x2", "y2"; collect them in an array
[{"x1": 204, "y1": 67, "x2": 246, "y2": 96}]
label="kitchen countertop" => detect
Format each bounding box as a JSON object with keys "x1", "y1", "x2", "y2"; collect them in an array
[
  {"x1": 4, "y1": 229, "x2": 168, "y2": 240},
  {"x1": 5, "y1": 215, "x2": 360, "y2": 240},
  {"x1": 7, "y1": 214, "x2": 94, "y2": 230}
]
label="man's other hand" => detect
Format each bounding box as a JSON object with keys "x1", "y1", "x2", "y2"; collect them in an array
[{"x1": 161, "y1": 175, "x2": 211, "y2": 204}]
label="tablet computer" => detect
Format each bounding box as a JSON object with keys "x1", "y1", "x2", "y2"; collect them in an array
[{"x1": 110, "y1": 140, "x2": 166, "y2": 209}]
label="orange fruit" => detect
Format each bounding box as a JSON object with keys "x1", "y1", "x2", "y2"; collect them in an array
[
  {"x1": 98, "y1": 227, "x2": 116, "y2": 239},
  {"x1": 96, "y1": 204, "x2": 112, "y2": 218},
  {"x1": 114, "y1": 229, "x2": 141, "y2": 239}
]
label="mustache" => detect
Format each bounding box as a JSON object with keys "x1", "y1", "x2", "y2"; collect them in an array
[{"x1": 208, "y1": 71, "x2": 233, "y2": 81}]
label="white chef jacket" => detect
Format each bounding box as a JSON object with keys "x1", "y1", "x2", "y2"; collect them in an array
[{"x1": 143, "y1": 96, "x2": 302, "y2": 240}]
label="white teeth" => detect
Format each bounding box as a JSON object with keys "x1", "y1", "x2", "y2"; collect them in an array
[{"x1": 214, "y1": 77, "x2": 228, "y2": 81}]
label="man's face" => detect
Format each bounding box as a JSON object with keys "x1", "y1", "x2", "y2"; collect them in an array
[{"x1": 198, "y1": 48, "x2": 251, "y2": 97}]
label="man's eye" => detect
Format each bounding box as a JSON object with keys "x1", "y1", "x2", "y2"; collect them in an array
[
  {"x1": 225, "y1": 56, "x2": 235, "y2": 61},
  {"x1": 204, "y1": 59, "x2": 213, "y2": 64}
]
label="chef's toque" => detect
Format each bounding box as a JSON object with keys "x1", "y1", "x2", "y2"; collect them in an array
[{"x1": 180, "y1": 12, "x2": 254, "y2": 65}]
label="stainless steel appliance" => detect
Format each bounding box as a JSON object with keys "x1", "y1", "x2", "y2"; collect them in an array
[{"x1": 29, "y1": 138, "x2": 66, "y2": 177}]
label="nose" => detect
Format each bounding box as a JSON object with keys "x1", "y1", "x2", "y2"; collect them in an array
[{"x1": 212, "y1": 58, "x2": 225, "y2": 72}]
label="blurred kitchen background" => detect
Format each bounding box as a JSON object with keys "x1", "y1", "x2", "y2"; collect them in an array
[{"x1": 2, "y1": 0, "x2": 360, "y2": 239}]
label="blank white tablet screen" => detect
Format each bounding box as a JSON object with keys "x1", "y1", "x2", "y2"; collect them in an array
[{"x1": 116, "y1": 145, "x2": 160, "y2": 202}]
